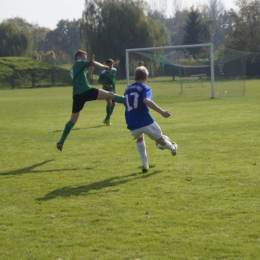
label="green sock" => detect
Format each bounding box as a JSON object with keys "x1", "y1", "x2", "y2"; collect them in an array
[
  {"x1": 60, "y1": 121, "x2": 75, "y2": 143},
  {"x1": 114, "y1": 94, "x2": 124, "y2": 103},
  {"x1": 105, "y1": 106, "x2": 111, "y2": 120},
  {"x1": 110, "y1": 106, "x2": 114, "y2": 117}
]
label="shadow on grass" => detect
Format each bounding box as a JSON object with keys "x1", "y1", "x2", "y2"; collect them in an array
[
  {"x1": 36, "y1": 170, "x2": 161, "y2": 201},
  {"x1": 0, "y1": 159, "x2": 54, "y2": 175},
  {"x1": 53, "y1": 125, "x2": 103, "y2": 133},
  {"x1": 0, "y1": 159, "x2": 93, "y2": 176}
]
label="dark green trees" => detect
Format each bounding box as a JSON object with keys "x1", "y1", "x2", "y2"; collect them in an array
[
  {"x1": 0, "y1": 18, "x2": 33, "y2": 57},
  {"x1": 82, "y1": 0, "x2": 170, "y2": 74}
]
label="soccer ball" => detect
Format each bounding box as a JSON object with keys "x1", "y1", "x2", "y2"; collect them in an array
[{"x1": 156, "y1": 135, "x2": 170, "y2": 150}]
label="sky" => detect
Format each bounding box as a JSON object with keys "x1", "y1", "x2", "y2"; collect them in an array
[{"x1": 0, "y1": 0, "x2": 237, "y2": 30}]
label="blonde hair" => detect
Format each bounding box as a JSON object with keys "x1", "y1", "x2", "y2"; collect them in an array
[{"x1": 134, "y1": 66, "x2": 149, "y2": 81}]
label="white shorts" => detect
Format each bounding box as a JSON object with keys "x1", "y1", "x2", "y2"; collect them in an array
[{"x1": 130, "y1": 122, "x2": 162, "y2": 141}]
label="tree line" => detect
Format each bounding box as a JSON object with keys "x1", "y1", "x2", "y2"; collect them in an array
[{"x1": 0, "y1": 0, "x2": 259, "y2": 76}]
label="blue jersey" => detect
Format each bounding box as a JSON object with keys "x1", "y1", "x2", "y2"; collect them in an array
[{"x1": 124, "y1": 82, "x2": 154, "y2": 130}]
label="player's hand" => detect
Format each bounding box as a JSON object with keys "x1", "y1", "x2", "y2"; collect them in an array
[
  {"x1": 104, "y1": 65, "x2": 110, "y2": 70},
  {"x1": 161, "y1": 110, "x2": 171, "y2": 118}
]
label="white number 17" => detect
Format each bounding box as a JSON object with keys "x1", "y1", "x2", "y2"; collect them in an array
[{"x1": 125, "y1": 92, "x2": 139, "y2": 111}]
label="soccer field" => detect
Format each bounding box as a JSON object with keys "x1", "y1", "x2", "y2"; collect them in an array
[{"x1": 0, "y1": 80, "x2": 259, "y2": 259}]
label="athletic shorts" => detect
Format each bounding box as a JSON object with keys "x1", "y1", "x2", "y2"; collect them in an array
[
  {"x1": 72, "y1": 88, "x2": 99, "y2": 113},
  {"x1": 130, "y1": 122, "x2": 162, "y2": 141}
]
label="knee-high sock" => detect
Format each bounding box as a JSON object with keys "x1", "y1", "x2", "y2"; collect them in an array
[
  {"x1": 110, "y1": 106, "x2": 114, "y2": 117},
  {"x1": 136, "y1": 141, "x2": 148, "y2": 165},
  {"x1": 114, "y1": 94, "x2": 124, "y2": 103},
  {"x1": 162, "y1": 140, "x2": 176, "y2": 152},
  {"x1": 105, "y1": 106, "x2": 111, "y2": 120},
  {"x1": 60, "y1": 121, "x2": 75, "y2": 143}
]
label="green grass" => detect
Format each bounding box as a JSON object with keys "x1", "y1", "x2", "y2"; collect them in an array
[
  {"x1": 0, "y1": 80, "x2": 259, "y2": 259},
  {"x1": 0, "y1": 57, "x2": 56, "y2": 73}
]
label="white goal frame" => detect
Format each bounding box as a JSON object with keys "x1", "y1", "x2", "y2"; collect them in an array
[{"x1": 125, "y1": 43, "x2": 215, "y2": 98}]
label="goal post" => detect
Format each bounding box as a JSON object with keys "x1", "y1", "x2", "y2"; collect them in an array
[{"x1": 126, "y1": 43, "x2": 215, "y2": 98}]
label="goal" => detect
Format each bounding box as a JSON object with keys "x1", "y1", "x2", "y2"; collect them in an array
[
  {"x1": 125, "y1": 44, "x2": 248, "y2": 98},
  {"x1": 186, "y1": 74, "x2": 207, "y2": 88}
]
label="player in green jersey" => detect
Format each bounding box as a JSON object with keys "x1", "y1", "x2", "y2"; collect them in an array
[
  {"x1": 56, "y1": 50, "x2": 124, "y2": 151},
  {"x1": 98, "y1": 59, "x2": 116, "y2": 126}
]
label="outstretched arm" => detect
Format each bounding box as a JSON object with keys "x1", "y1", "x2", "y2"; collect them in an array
[
  {"x1": 143, "y1": 98, "x2": 171, "y2": 118},
  {"x1": 92, "y1": 59, "x2": 109, "y2": 70}
]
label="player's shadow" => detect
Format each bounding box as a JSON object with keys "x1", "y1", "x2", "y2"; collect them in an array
[
  {"x1": 36, "y1": 170, "x2": 161, "y2": 201},
  {"x1": 0, "y1": 159, "x2": 93, "y2": 176},
  {"x1": 0, "y1": 160, "x2": 54, "y2": 176},
  {"x1": 53, "y1": 125, "x2": 103, "y2": 133}
]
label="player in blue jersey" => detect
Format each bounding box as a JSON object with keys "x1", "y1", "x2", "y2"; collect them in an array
[{"x1": 123, "y1": 66, "x2": 178, "y2": 173}]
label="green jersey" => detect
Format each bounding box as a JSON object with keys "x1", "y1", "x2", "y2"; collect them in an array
[
  {"x1": 70, "y1": 60, "x2": 92, "y2": 96},
  {"x1": 98, "y1": 68, "x2": 117, "y2": 92}
]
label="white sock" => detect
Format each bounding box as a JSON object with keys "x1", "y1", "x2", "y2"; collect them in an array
[
  {"x1": 136, "y1": 141, "x2": 148, "y2": 165},
  {"x1": 162, "y1": 140, "x2": 176, "y2": 152}
]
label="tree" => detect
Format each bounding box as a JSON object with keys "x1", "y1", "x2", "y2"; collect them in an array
[
  {"x1": 31, "y1": 26, "x2": 50, "y2": 54},
  {"x1": 225, "y1": 0, "x2": 260, "y2": 52},
  {"x1": 182, "y1": 8, "x2": 203, "y2": 57},
  {"x1": 148, "y1": 0, "x2": 168, "y2": 16},
  {"x1": 0, "y1": 18, "x2": 33, "y2": 57},
  {"x1": 195, "y1": 0, "x2": 228, "y2": 48},
  {"x1": 43, "y1": 50, "x2": 56, "y2": 65},
  {"x1": 82, "y1": 0, "x2": 170, "y2": 75},
  {"x1": 43, "y1": 19, "x2": 83, "y2": 64},
  {"x1": 170, "y1": 0, "x2": 183, "y2": 16},
  {"x1": 182, "y1": 8, "x2": 214, "y2": 56},
  {"x1": 165, "y1": 9, "x2": 189, "y2": 45},
  {"x1": 182, "y1": 8, "x2": 203, "y2": 46},
  {"x1": 206, "y1": 0, "x2": 225, "y2": 20},
  {"x1": 213, "y1": 9, "x2": 235, "y2": 48}
]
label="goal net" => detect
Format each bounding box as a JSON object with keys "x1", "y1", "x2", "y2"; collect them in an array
[
  {"x1": 214, "y1": 47, "x2": 249, "y2": 97},
  {"x1": 126, "y1": 44, "x2": 249, "y2": 98},
  {"x1": 186, "y1": 74, "x2": 207, "y2": 88}
]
